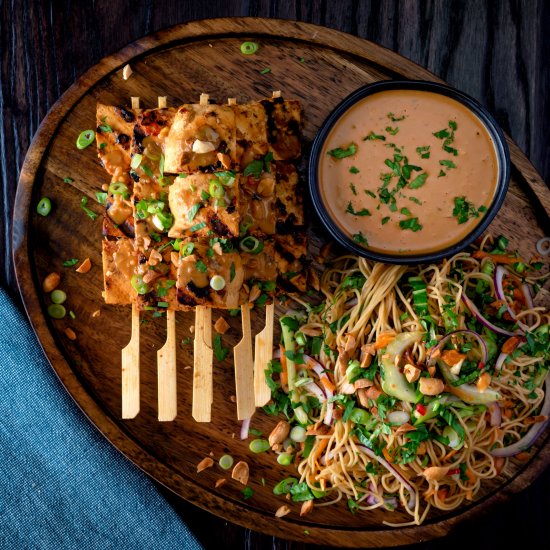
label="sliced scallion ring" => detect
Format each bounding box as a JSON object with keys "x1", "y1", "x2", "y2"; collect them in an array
[
  {"x1": 240, "y1": 41, "x2": 259, "y2": 55},
  {"x1": 47, "y1": 304, "x2": 66, "y2": 319},
  {"x1": 50, "y1": 290, "x2": 67, "y2": 304},
  {"x1": 131, "y1": 274, "x2": 149, "y2": 295},
  {"x1": 108, "y1": 182, "x2": 128, "y2": 196},
  {"x1": 76, "y1": 130, "x2": 95, "y2": 150},
  {"x1": 209, "y1": 179, "x2": 225, "y2": 198},
  {"x1": 36, "y1": 197, "x2": 52, "y2": 217},
  {"x1": 249, "y1": 439, "x2": 270, "y2": 453},
  {"x1": 152, "y1": 212, "x2": 174, "y2": 231},
  {"x1": 239, "y1": 236, "x2": 264, "y2": 255},
  {"x1": 181, "y1": 242, "x2": 195, "y2": 256},
  {"x1": 219, "y1": 454, "x2": 234, "y2": 470},
  {"x1": 277, "y1": 453, "x2": 293, "y2": 466},
  {"x1": 130, "y1": 153, "x2": 143, "y2": 170},
  {"x1": 216, "y1": 171, "x2": 236, "y2": 187},
  {"x1": 210, "y1": 275, "x2": 226, "y2": 291}
]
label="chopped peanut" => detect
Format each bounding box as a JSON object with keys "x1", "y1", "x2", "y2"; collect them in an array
[
  {"x1": 476, "y1": 372, "x2": 491, "y2": 393},
  {"x1": 300, "y1": 326, "x2": 322, "y2": 337},
  {"x1": 357, "y1": 388, "x2": 370, "y2": 408},
  {"x1": 422, "y1": 466, "x2": 449, "y2": 481},
  {"x1": 214, "y1": 316, "x2": 230, "y2": 334},
  {"x1": 340, "y1": 382, "x2": 356, "y2": 395},
  {"x1": 231, "y1": 461, "x2": 249, "y2": 485},
  {"x1": 268, "y1": 420, "x2": 290, "y2": 447},
  {"x1": 307, "y1": 269, "x2": 320, "y2": 291},
  {"x1": 197, "y1": 457, "x2": 214, "y2": 473},
  {"x1": 64, "y1": 328, "x2": 77, "y2": 341},
  {"x1": 217, "y1": 152, "x2": 231, "y2": 169},
  {"x1": 212, "y1": 242, "x2": 222, "y2": 256},
  {"x1": 122, "y1": 64, "x2": 133, "y2": 80},
  {"x1": 404, "y1": 363, "x2": 421, "y2": 383},
  {"x1": 275, "y1": 505, "x2": 291, "y2": 518},
  {"x1": 300, "y1": 500, "x2": 314, "y2": 516},
  {"x1": 92, "y1": 310, "x2": 101, "y2": 318},
  {"x1": 76, "y1": 258, "x2": 92, "y2": 274},
  {"x1": 148, "y1": 250, "x2": 162, "y2": 266},
  {"x1": 365, "y1": 386, "x2": 382, "y2": 401},
  {"x1": 42, "y1": 272, "x2": 60, "y2": 293},
  {"x1": 248, "y1": 285, "x2": 261, "y2": 303},
  {"x1": 345, "y1": 334, "x2": 356, "y2": 352},
  {"x1": 441, "y1": 349, "x2": 466, "y2": 367},
  {"x1": 354, "y1": 378, "x2": 373, "y2": 390},
  {"x1": 419, "y1": 377, "x2": 444, "y2": 396},
  {"x1": 215, "y1": 478, "x2": 227, "y2": 489}
]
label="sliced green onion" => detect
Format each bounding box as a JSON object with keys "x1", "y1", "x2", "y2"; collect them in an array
[
  {"x1": 76, "y1": 130, "x2": 95, "y2": 149},
  {"x1": 219, "y1": 454, "x2": 234, "y2": 470},
  {"x1": 36, "y1": 197, "x2": 52, "y2": 217},
  {"x1": 290, "y1": 426, "x2": 307, "y2": 443},
  {"x1": 249, "y1": 439, "x2": 270, "y2": 453},
  {"x1": 152, "y1": 212, "x2": 174, "y2": 231},
  {"x1": 130, "y1": 154, "x2": 143, "y2": 170},
  {"x1": 181, "y1": 242, "x2": 195, "y2": 256},
  {"x1": 50, "y1": 290, "x2": 67, "y2": 304},
  {"x1": 200, "y1": 190, "x2": 210, "y2": 201},
  {"x1": 239, "y1": 236, "x2": 264, "y2": 255},
  {"x1": 277, "y1": 453, "x2": 293, "y2": 466},
  {"x1": 47, "y1": 304, "x2": 66, "y2": 319},
  {"x1": 158, "y1": 176, "x2": 171, "y2": 187},
  {"x1": 188, "y1": 202, "x2": 202, "y2": 222},
  {"x1": 109, "y1": 182, "x2": 128, "y2": 196},
  {"x1": 214, "y1": 198, "x2": 227, "y2": 209},
  {"x1": 209, "y1": 179, "x2": 225, "y2": 198},
  {"x1": 273, "y1": 477, "x2": 298, "y2": 495},
  {"x1": 216, "y1": 171, "x2": 236, "y2": 187},
  {"x1": 240, "y1": 41, "x2": 259, "y2": 55},
  {"x1": 295, "y1": 332, "x2": 307, "y2": 347},
  {"x1": 443, "y1": 425, "x2": 463, "y2": 450},
  {"x1": 131, "y1": 274, "x2": 149, "y2": 295},
  {"x1": 210, "y1": 275, "x2": 226, "y2": 291}
]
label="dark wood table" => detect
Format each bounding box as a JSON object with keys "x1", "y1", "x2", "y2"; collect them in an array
[{"x1": 2, "y1": 2, "x2": 549, "y2": 548}]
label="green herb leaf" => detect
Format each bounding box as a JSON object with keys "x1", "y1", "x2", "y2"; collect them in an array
[
  {"x1": 409, "y1": 173, "x2": 428, "y2": 189},
  {"x1": 363, "y1": 132, "x2": 386, "y2": 141},
  {"x1": 327, "y1": 143, "x2": 357, "y2": 159},
  {"x1": 63, "y1": 258, "x2": 79, "y2": 267},
  {"x1": 399, "y1": 217, "x2": 423, "y2": 232},
  {"x1": 195, "y1": 260, "x2": 207, "y2": 273},
  {"x1": 349, "y1": 166, "x2": 360, "y2": 174},
  {"x1": 352, "y1": 232, "x2": 368, "y2": 245},
  {"x1": 385, "y1": 126, "x2": 399, "y2": 135},
  {"x1": 187, "y1": 202, "x2": 202, "y2": 222},
  {"x1": 80, "y1": 196, "x2": 98, "y2": 221},
  {"x1": 260, "y1": 67, "x2": 271, "y2": 74},
  {"x1": 95, "y1": 192, "x2": 108, "y2": 206},
  {"x1": 381, "y1": 216, "x2": 390, "y2": 225},
  {"x1": 346, "y1": 202, "x2": 371, "y2": 217},
  {"x1": 439, "y1": 159, "x2": 457, "y2": 169},
  {"x1": 214, "y1": 333, "x2": 229, "y2": 361},
  {"x1": 416, "y1": 145, "x2": 430, "y2": 159}
]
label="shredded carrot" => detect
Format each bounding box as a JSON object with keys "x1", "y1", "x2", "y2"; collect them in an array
[
  {"x1": 443, "y1": 449, "x2": 459, "y2": 462},
  {"x1": 494, "y1": 457, "x2": 506, "y2": 475},
  {"x1": 441, "y1": 349, "x2": 466, "y2": 367},
  {"x1": 279, "y1": 344, "x2": 288, "y2": 386},
  {"x1": 465, "y1": 468, "x2": 476, "y2": 484},
  {"x1": 382, "y1": 447, "x2": 393, "y2": 464},
  {"x1": 501, "y1": 336, "x2": 523, "y2": 355},
  {"x1": 320, "y1": 375, "x2": 336, "y2": 393},
  {"x1": 472, "y1": 250, "x2": 524, "y2": 265},
  {"x1": 311, "y1": 437, "x2": 329, "y2": 466},
  {"x1": 465, "y1": 488, "x2": 474, "y2": 501},
  {"x1": 516, "y1": 451, "x2": 531, "y2": 461},
  {"x1": 374, "y1": 331, "x2": 396, "y2": 350},
  {"x1": 437, "y1": 488, "x2": 448, "y2": 503},
  {"x1": 423, "y1": 488, "x2": 436, "y2": 500}
]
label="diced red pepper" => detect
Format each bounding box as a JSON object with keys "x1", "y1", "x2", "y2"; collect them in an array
[
  {"x1": 477, "y1": 361, "x2": 485, "y2": 370},
  {"x1": 448, "y1": 468, "x2": 460, "y2": 475},
  {"x1": 415, "y1": 403, "x2": 427, "y2": 416}
]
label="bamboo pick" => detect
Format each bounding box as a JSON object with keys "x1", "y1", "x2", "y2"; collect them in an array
[
  {"x1": 191, "y1": 91, "x2": 215, "y2": 423},
  {"x1": 253, "y1": 302, "x2": 274, "y2": 407},
  {"x1": 234, "y1": 303, "x2": 255, "y2": 420},
  {"x1": 122, "y1": 302, "x2": 140, "y2": 418},
  {"x1": 121, "y1": 95, "x2": 142, "y2": 420},
  {"x1": 157, "y1": 309, "x2": 177, "y2": 420},
  {"x1": 156, "y1": 94, "x2": 177, "y2": 421},
  {"x1": 192, "y1": 306, "x2": 213, "y2": 422}
]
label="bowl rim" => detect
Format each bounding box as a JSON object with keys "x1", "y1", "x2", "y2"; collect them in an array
[{"x1": 308, "y1": 79, "x2": 511, "y2": 264}]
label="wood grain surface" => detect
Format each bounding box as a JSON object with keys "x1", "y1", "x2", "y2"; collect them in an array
[{"x1": 3, "y1": 3, "x2": 550, "y2": 550}]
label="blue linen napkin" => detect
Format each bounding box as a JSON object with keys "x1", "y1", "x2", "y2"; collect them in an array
[{"x1": 0, "y1": 288, "x2": 202, "y2": 550}]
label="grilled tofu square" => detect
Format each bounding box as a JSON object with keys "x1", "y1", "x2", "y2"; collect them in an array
[
  {"x1": 102, "y1": 237, "x2": 136, "y2": 304},
  {"x1": 274, "y1": 232, "x2": 308, "y2": 293},
  {"x1": 164, "y1": 104, "x2": 237, "y2": 173},
  {"x1": 176, "y1": 240, "x2": 244, "y2": 309},
  {"x1": 260, "y1": 97, "x2": 301, "y2": 160},
  {"x1": 168, "y1": 172, "x2": 240, "y2": 239},
  {"x1": 239, "y1": 162, "x2": 303, "y2": 235},
  {"x1": 96, "y1": 104, "x2": 136, "y2": 176},
  {"x1": 233, "y1": 103, "x2": 269, "y2": 167}
]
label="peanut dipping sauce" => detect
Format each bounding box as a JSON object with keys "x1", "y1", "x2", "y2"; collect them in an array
[{"x1": 319, "y1": 90, "x2": 499, "y2": 255}]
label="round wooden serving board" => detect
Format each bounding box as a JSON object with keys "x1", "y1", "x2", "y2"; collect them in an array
[{"x1": 12, "y1": 18, "x2": 550, "y2": 547}]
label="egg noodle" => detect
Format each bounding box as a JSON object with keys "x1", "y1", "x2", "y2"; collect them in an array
[{"x1": 264, "y1": 235, "x2": 549, "y2": 525}]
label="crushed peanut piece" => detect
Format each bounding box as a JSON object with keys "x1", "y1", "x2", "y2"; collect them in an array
[
  {"x1": 422, "y1": 466, "x2": 449, "y2": 481},
  {"x1": 404, "y1": 363, "x2": 421, "y2": 383},
  {"x1": 231, "y1": 461, "x2": 249, "y2": 485},
  {"x1": 64, "y1": 328, "x2": 77, "y2": 340},
  {"x1": 42, "y1": 272, "x2": 60, "y2": 293},
  {"x1": 300, "y1": 500, "x2": 314, "y2": 516},
  {"x1": 197, "y1": 457, "x2": 214, "y2": 473},
  {"x1": 275, "y1": 505, "x2": 291, "y2": 518},
  {"x1": 215, "y1": 478, "x2": 227, "y2": 489},
  {"x1": 214, "y1": 316, "x2": 230, "y2": 334},
  {"x1": 92, "y1": 310, "x2": 101, "y2": 318},
  {"x1": 76, "y1": 258, "x2": 92, "y2": 274},
  {"x1": 268, "y1": 420, "x2": 290, "y2": 447},
  {"x1": 122, "y1": 64, "x2": 133, "y2": 80},
  {"x1": 419, "y1": 377, "x2": 444, "y2": 396}
]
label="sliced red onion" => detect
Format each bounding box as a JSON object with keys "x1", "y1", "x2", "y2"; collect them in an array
[
  {"x1": 428, "y1": 329, "x2": 488, "y2": 366},
  {"x1": 521, "y1": 282, "x2": 535, "y2": 327},
  {"x1": 495, "y1": 342, "x2": 525, "y2": 372},
  {"x1": 303, "y1": 381, "x2": 326, "y2": 402},
  {"x1": 240, "y1": 417, "x2": 251, "y2": 440},
  {"x1": 491, "y1": 375, "x2": 550, "y2": 457},
  {"x1": 273, "y1": 347, "x2": 281, "y2": 359},
  {"x1": 494, "y1": 266, "x2": 529, "y2": 332},
  {"x1": 536, "y1": 237, "x2": 550, "y2": 256},
  {"x1": 356, "y1": 445, "x2": 417, "y2": 510},
  {"x1": 461, "y1": 294, "x2": 518, "y2": 337},
  {"x1": 488, "y1": 402, "x2": 502, "y2": 427},
  {"x1": 305, "y1": 354, "x2": 334, "y2": 425}
]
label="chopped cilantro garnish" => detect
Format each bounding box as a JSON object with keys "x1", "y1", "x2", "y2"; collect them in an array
[
  {"x1": 399, "y1": 217, "x2": 423, "y2": 232},
  {"x1": 327, "y1": 143, "x2": 357, "y2": 159}
]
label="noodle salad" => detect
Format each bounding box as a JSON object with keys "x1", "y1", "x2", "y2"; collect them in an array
[{"x1": 259, "y1": 235, "x2": 549, "y2": 525}]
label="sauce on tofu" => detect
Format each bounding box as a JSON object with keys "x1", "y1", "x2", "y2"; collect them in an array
[{"x1": 318, "y1": 90, "x2": 499, "y2": 255}]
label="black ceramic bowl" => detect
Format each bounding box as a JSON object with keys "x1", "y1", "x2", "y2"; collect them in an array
[{"x1": 308, "y1": 80, "x2": 511, "y2": 264}]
